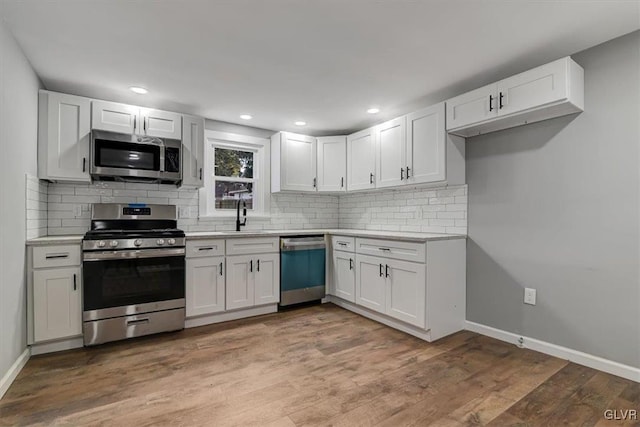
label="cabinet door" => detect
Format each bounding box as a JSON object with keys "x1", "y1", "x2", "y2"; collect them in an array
[
  {"x1": 280, "y1": 132, "x2": 317, "y2": 192},
  {"x1": 254, "y1": 253, "x2": 280, "y2": 305},
  {"x1": 226, "y1": 255, "x2": 255, "y2": 310},
  {"x1": 185, "y1": 256, "x2": 225, "y2": 317},
  {"x1": 355, "y1": 254, "x2": 386, "y2": 313},
  {"x1": 406, "y1": 103, "x2": 446, "y2": 185},
  {"x1": 141, "y1": 108, "x2": 183, "y2": 139},
  {"x1": 181, "y1": 115, "x2": 205, "y2": 187},
  {"x1": 33, "y1": 267, "x2": 82, "y2": 342},
  {"x1": 333, "y1": 251, "x2": 355, "y2": 302},
  {"x1": 376, "y1": 117, "x2": 406, "y2": 189},
  {"x1": 446, "y1": 83, "x2": 498, "y2": 130},
  {"x1": 497, "y1": 57, "x2": 568, "y2": 117},
  {"x1": 317, "y1": 136, "x2": 347, "y2": 192},
  {"x1": 384, "y1": 259, "x2": 426, "y2": 328},
  {"x1": 91, "y1": 100, "x2": 141, "y2": 134},
  {"x1": 39, "y1": 91, "x2": 91, "y2": 182},
  {"x1": 347, "y1": 128, "x2": 376, "y2": 191}
]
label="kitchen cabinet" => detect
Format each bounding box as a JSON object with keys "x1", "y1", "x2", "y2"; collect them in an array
[
  {"x1": 375, "y1": 117, "x2": 406, "y2": 189},
  {"x1": 226, "y1": 253, "x2": 279, "y2": 309},
  {"x1": 181, "y1": 114, "x2": 205, "y2": 188},
  {"x1": 446, "y1": 56, "x2": 584, "y2": 137},
  {"x1": 28, "y1": 242, "x2": 84, "y2": 345},
  {"x1": 253, "y1": 253, "x2": 279, "y2": 306},
  {"x1": 92, "y1": 101, "x2": 182, "y2": 139},
  {"x1": 355, "y1": 254, "x2": 387, "y2": 313},
  {"x1": 38, "y1": 91, "x2": 91, "y2": 182},
  {"x1": 406, "y1": 103, "x2": 446, "y2": 184},
  {"x1": 317, "y1": 136, "x2": 347, "y2": 192},
  {"x1": 332, "y1": 250, "x2": 355, "y2": 303},
  {"x1": 385, "y1": 258, "x2": 426, "y2": 328},
  {"x1": 185, "y1": 256, "x2": 225, "y2": 317},
  {"x1": 347, "y1": 127, "x2": 376, "y2": 191},
  {"x1": 271, "y1": 132, "x2": 317, "y2": 192}
]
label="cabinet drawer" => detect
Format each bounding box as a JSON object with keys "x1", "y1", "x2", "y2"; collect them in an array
[
  {"x1": 186, "y1": 239, "x2": 225, "y2": 258},
  {"x1": 226, "y1": 237, "x2": 279, "y2": 255},
  {"x1": 355, "y1": 238, "x2": 426, "y2": 263},
  {"x1": 33, "y1": 244, "x2": 81, "y2": 268},
  {"x1": 331, "y1": 235, "x2": 355, "y2": 252}
]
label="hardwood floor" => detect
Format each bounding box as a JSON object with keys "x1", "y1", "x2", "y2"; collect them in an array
[{"x1": 1, "y1": 304, "x2": 637, "y2": 426}]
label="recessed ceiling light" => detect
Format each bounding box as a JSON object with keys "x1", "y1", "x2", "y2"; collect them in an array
[
  {"x1": 295, "y1": 121, "x2": 306, "y2": 126},
  {"x1": 367, "y1": 107, "x2": 380, "y2": 114},
  {"x1": 129, "y1": 86, "x2": 148, "y2": 94},
  {"x1": 240, "y1": 114, "x2": 253, "y2": 120}
]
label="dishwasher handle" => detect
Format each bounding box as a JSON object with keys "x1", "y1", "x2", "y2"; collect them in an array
[{"x1": 280, "y1": 237, "x2": 326, "y2": 251}]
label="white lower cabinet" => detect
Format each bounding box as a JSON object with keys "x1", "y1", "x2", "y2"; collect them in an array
[
  {"x1": 332, "y1": 250, "x2": 355, "y2": 302},
  {"x1": 385, "y1": 258, "x2": 426, "y2": 328},
  {"x1": 226, "y1": 255, "x2": 254, "y2": 310},
  {"x1": 185, "y1": 256, "x2": 225, "y2": 317},
  {"x1": 254, "y1": 253, "x2": 280, "y2": 306},
  {"x1": 355, "y1": 254, "x2": 387, "y2": 313}
]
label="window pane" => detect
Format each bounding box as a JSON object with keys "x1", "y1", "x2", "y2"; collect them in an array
[
  {"x1": 215, "y1": 181, "x2": 253, "y2": 210},
  {"x1": 214, "y1": 148, "x2": 254, "y2": 178}
]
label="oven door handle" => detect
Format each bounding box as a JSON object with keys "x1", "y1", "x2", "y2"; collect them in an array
[{"x1": 83, "y1": 248, "x2": 185, "y2": 261}]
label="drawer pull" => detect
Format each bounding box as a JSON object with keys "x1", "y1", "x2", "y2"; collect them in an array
[
  {"x1": 127, "y1": 318, "x2": 150, "y2": 326},
  {"x1": 337, "y1": 242, "x2": 347, "y2": 246},
  {"x1": 198, "y1": 247, "x2": 214, "y2": 251},
  {"x1": 378, "y1": 247, "x2": 391, "y2": 252},
  {"x1": 45, "y1": 253, "x2": 69, "y2": 259}
]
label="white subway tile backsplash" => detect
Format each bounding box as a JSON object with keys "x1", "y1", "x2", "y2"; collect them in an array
[{"x1": 25, "y1": 175, "x2": 47, "y2": 239}]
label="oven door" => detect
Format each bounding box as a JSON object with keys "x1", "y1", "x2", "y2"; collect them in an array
[{"x1": 82, "y1": 248, "x2": 185, "y2": 321}]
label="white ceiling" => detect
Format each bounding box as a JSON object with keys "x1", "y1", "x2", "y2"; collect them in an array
[{"x1": 1, "y1": 0, "x2": 638, "y2": 135}]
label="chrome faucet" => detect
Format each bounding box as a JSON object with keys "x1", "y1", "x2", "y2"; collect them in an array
[{"x1": 236, "y1": 199, "x2": 247, "y2": 231}]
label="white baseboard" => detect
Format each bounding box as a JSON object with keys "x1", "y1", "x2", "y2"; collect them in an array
[
  {"x1": 466, "y1": 321, "x2": 640, "y2": 383},
  {"x1": 30, "y1": 337, "x2": 84, "y2": 356},
  {"x1": 0, "y1": 348, "x2": 30, "y2": 400},
  {"x1": 185, "y1": 304, "x2": 278, "y2": 328}
]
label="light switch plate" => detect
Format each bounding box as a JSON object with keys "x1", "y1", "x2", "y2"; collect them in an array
[{"x1": 524, "y1": 288, "x2": 537, "y2": 305}]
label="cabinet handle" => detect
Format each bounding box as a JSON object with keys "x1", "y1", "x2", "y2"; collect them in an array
[
  {"x1": 127, "y1": 318, "x2": 150, "y2": 326},
  {"x1": 378, "y1": 247, "x2": 391, "y2": 252},
  {"x1": 313, "y1": 177, "x2": 317, "y2": 188},
  {"x1": 73, "y1": 273, "x2": 77, "y2": 291},
  {"x1": 337, "y1": 242, "x2": 347, "y2": 246},
  {"x1": 133, "y1": 116, "x2": 137, "y2": 131},
  {"x1": 379, "y1": 264, "x2": 383, "y2": 277},
  {"x1": 199, "y1": 168, "x2": 203, "y2": 180},
  {"x1": 219, "y1": 262, "x2": 223, "y2": 276},
  {"x1": 400, "y1": 168, "x2": 404, "y2": 180},
  {"x1": 341, "y1": 177, "x2": 344, "y2": 188},
  {"x1": 385, "y1": 264, "x2": 389, "y2": 278},
  {"x1": 406, "y1": 166, "x2": 410, "y2": 179},
  {"x1": 499, "y1": 92, "x2": 504, "y2": 109},
  {"x1": 82, "y1": 157, "x2": 86, "y2": 173},
  {"x1": 489, "y1": 94, "x2": 494, "y2": 112},
  {"x1": 198, "y1": 247, "x2": 214, "y2": 251},
  {"x1": 250, "y1": 260, "x2": 253, "y2": 272},
  {"x1": 370, "y1": 173, "x2": 374, "y2": 184},
  {"x1": 257, "y1": 259, "x2": 260, "y2": 272},
  {"x1": 349, "y1": 258, "x2": 353, "y2": 270},
  {"x1": 46, "y1": 253, "x2": 69, "y2": 259},
  {"x1": 143, "y1": 117, "x2": 147, "y2": 132}
]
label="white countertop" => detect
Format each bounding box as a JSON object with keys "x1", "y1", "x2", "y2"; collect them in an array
[{"x1": 26, "y1": 229, "x2": 465, "y2": 246}]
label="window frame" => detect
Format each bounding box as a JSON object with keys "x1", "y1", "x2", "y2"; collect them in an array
[{"x1": 199, "y1": 130, "x2": 271, "y2": 219}]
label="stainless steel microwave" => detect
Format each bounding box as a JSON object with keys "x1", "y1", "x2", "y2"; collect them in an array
[{"x1": 90, "y1": 130, "x2": 182, "y2": 184}]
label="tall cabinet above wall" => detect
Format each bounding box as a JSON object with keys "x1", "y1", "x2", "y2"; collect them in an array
[{"x1": 37, "y1": 90, "x2": 205, "y2": 188}]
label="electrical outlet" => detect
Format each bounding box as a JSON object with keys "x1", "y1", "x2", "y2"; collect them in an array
[{"x1": 524, "y1": 288, "x2": 536, "y2": 305}]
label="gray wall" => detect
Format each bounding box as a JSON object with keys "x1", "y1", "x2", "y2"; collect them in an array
[
  {"x1": 0, "y1": 19, "x2": 42, "y2": 384},
  {"x1": 466, "y1": 31, "x2": 639, "y2": 368}
]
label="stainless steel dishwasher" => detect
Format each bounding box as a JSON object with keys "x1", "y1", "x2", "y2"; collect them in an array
[{"x1": 279, "y1": 236, "x2": 326, "y2": 306}]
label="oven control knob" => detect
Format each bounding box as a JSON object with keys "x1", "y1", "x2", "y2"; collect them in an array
[
  {"x1": 110, "y1": 240, "x2": 119, "y2": 248},
  {"x1": 157, "y1": 239, "x2": 165, "y2": 245},
  {"x1": 97, "y1": 240, "x2": 106, "y2": 248},
  {"x1": 167, "y1": 238, "x2": 176, "y2": 245},
  {"x1": 134, "y1": 239, "x2": 143, "y2": 247}
]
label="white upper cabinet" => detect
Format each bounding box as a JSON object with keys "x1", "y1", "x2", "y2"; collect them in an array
[
  {"x1": 447, "y1": 56, "x2": 584, "y2": 137},
  {"x1": 92, "y1": 101, "x2": 182, "y2": 139},
  {"x1": 92, "y1": 100, "x2": 140, "y2": 135},
  {"x1": 181, "y1": 115, "x2": 205, "y2": 188},
  {"x1": 347, "y1": 127, "x2": 376, "y2": 191},
  {"x1": 140, "y1": 108, "x2": 182, "y2": 139},
  {"x1": 317, "y1": 136, "x2": 347, "y2": 192},
  {"x1": 375, "y1": 117, "x2": 407, "y2": 189},
  {"x1": 271, "y1": 132, "x2": 317, "y2": 192},
  {"x1": 446, "y1": 83, "x2": 498, "y2": 131},
  {"x1": 406, "y1": 103, "x2": 446, "y2": 185},
  {"x1": 38, "y1": 91, "x2": 91, "y2": 182}
]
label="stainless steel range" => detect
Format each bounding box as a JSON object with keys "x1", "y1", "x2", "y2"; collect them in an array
[{"x1": 82, "y1": 203, "x2": 185, "y2": 346}]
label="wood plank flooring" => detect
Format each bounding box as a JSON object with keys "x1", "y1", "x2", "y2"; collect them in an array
[{"x1": 0, "y1": 304, "x2": 637, "y2": 426}]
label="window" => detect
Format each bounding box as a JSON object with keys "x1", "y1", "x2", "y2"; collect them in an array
[{"x1": 200, "y1": 131, "x2": 270, "y2": 217}]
